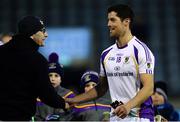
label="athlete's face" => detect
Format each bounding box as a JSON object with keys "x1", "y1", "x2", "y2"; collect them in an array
[
  {"x1": 48, "y1": 72, "x2": 62, "y2": 88},
  {"x1": 107, "y1": 11, "x2": 129, "y2": 38},
  {"x1": 151, "y1": 92, "x2": 165, "y2": 106},
  {"x1": 84, "y1": 81, "x2": 97, "y2": 93},
  {"x1": 31, "y1": 28, "x2": 48, "y2": 46}
]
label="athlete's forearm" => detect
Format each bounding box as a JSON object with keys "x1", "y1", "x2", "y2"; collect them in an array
[
  {"x1": 126, "y1": 74, "x2": 154, "y2": 109},
  {"x1": 69, "y1": 88, "x2": 98, "y2": 103},
  {"x1": 65, "y1": 76, "x2": 108, "y2": 104},
  {"x1": 74, "y1": 76, "x2": 109, "y2": 102}
]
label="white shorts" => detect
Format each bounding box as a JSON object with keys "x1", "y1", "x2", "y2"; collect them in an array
[{"x1": 110, "y1": 113, "x2": 150, "y2": 122}]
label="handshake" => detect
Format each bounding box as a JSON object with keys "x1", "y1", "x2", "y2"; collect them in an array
[{"x1": 110, "y1": 100, "x2": 124, "y2": 109}]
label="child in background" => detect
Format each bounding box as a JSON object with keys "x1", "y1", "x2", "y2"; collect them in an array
[
  {"x1": 72, "y1": 70, "x2": 111, "y2": 121},
  {"x1": 34, "y1": 52, "x2": 75, "y2": 121},
  {"x1": 152, "y1": 81, "x2": 179, "y2": 121}
]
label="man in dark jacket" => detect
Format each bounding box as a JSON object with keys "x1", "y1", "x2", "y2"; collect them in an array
[{"x1": 0, "y1": 15, "x2": 66, "y2": 121}]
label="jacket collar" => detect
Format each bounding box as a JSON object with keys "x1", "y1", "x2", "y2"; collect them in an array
[{"x1": 10, "y1": 34, "x2": 39, "y2": 52}]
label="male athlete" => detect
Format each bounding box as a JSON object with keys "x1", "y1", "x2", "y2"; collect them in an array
[{"x1": 66, "y1": 4, "x2": 155, "y2": 121}]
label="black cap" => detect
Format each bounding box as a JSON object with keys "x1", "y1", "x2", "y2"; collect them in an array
[{"x1": 18, "y1": 15, "x2": 45, "y2": 36}]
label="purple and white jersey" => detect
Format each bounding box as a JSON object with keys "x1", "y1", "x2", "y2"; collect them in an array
[{"x1": 100, "y1": 36, "x2": 155, "y2": 117}]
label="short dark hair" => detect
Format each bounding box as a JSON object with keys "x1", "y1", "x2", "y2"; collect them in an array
[{"x1": 108, "y1": 4, "x2": 134, "y2": 28}]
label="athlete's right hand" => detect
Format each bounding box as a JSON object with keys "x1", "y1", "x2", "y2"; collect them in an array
[{"x1": 113, "y1": 104, "x2": 130, "y2": 119}]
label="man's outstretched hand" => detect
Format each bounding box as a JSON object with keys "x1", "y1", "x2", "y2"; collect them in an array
[{"x1": 65, "y1": 102, "x2": 70, "y2": 110}]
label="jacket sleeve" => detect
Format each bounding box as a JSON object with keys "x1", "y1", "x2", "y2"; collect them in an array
[
  {"x1": 34, "y1": 104, "x2": 44, "y2": 121},
  {"x1": 34, "y1": 54, "x2": 65, "y2": 109}
]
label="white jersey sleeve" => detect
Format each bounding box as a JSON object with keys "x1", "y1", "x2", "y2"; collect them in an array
[
  {"x1": 100, "y1": 58, "x2": 105, "y2": 77},
  {"x1": 99, "y1": 46, "x2": 113, "y2": 77},
  {"x1": 137, "y1": 42, "x2": 155, "y2": 74}
]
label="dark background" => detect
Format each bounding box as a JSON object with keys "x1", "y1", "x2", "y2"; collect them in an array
[{"x1": 0, "y1": 0, "x2": 180, "y2": 107}]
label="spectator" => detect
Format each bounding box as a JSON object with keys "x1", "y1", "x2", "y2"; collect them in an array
[
  {"x1": 0, "y1": 15, "x2": 68, "y2": 121},
  {"x1": 152, "y1": 81, "x2": 179, "y2": 121},
  {"x1": 72, "y1": 70, "x2": 111, "y2": 121},
  {"x1": 34, "y1": 52, "x2": 75, "y2": 121}
]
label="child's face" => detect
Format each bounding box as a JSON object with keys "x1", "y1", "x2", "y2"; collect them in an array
[
  {"x1": 84, "y1": 81, "x2": 97, "y2": 93},
  {"x1": 48, "y1": 72, "x2": 61, "y2": 88},
  {"x1": 151, "y1": 92, "x2": 165, "y2": 106}
]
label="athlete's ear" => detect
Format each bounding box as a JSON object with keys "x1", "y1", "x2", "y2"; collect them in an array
[{"x1": 123, "y1": 18, "x2": 130, "y2": 26}]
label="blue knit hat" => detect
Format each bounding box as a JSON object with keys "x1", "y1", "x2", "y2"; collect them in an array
[
  {"x1": 154, "y1": 81, "x2": 168, "y2": 101},
  {"x1": 81, "y1": 70, "x2": 99, "y2": 87},
  {"x1": 48, "y1": 52, "x2": 63, "y2": 77}
]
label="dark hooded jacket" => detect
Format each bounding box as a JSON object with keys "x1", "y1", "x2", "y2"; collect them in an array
[{"x1": 0, "y1": 34, "x2": 65, "y2": 121}]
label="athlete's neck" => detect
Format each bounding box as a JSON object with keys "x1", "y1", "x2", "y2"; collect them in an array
[{"x1": 117, "y1": 30, "x2": 133, "y2": 48}]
